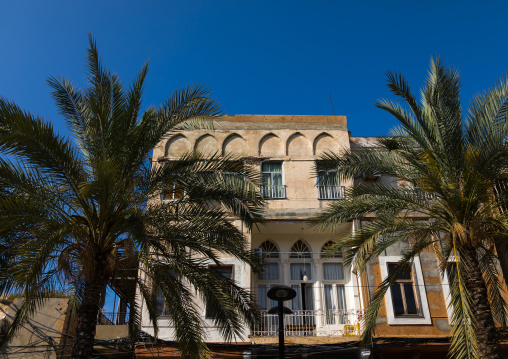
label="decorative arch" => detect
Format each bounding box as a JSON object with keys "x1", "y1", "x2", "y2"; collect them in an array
[
  {"x1": 287, "y1": 133, "x2": 312, "y2": 156},
  {"x1": 259, "y1": 133, "x2": 283, "y2": 157},
  {"x1": 165, "y1": 135, "x2": 191, "y2": 157},
  {"x1": 321, "y1": 241, "x2": 343, "y2": 258},
  {"x1": 222, "y1": 133, "x2": 247, "y2": 156},
  {"x1": 313, "y1": 133, "x2": 339, "y2": 155},
  {"x1": 195, "y1": 134, "x2": 218, "y2": 155},
  {"x1": 290, "y1": 239, "x2": 311, "y2": 258},
  {"x1": 259, "y1": 240, "x2": 279, "y2": 258}
]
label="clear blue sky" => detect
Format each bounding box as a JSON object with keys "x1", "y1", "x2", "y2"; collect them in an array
[{"x1": 1, "y1": 0, "x2": 507, "y2": 137}]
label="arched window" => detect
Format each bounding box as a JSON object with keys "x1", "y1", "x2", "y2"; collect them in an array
[
  {"x1": 321, "y1": 241, "x2": 343, "y2": 258},
  {"x1": 290, "y1": 240, "x2": 311, "y2": 258},
  {"x1": 260, "y1": 240, "x2": 279, "y2": 258}
]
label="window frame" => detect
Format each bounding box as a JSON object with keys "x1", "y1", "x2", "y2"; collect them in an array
[
  {"x1": 260, "y1": 161, "x2": 286, "y2": 199},
  {"x1": 379, "y1": 256, "x2": 431, "y2": 325},
  {"x1": 441, "y1": 259, "x2": 457, "y2": 323},
  {"x1": 161, "y1": 182, "x2": 186, "y2": 201},
  {"x1": 316, "y1": 163, "x2": 343, "y2": 200},
  {"x1": 255, "y1": 249, "x2": 281, "y2": 311},
  {"x1": 155, "y1": 269, "x2": 182, "y2": 317},
  {"x1": 223, "y1": 160, "x2": 246, "y2": 181},
  {"x1": 387, "y1": 263, "x2": 421, "y2": 317}
]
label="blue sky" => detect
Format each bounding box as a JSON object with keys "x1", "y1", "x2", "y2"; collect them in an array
[{"x1": 1, "y1": 1, "x2": 507, "y2": 137}]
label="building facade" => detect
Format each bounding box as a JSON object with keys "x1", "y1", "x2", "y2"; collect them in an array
[{"x1": 134, "y1": 115, "x2": 506, "y2": 359}]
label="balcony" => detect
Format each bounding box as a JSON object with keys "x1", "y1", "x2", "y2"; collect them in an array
[
  {"x1": 318, "y1": 185, "x2": 345, "y2": 200},
  {"x1": 252, "y1": 309, "x2": 365, "y2": 337},
  {"x1": 260, "y1": 185, "x2": 286, "y2": 199}
]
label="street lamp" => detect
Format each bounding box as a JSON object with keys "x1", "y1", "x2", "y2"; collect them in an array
[{"x1": 267, "y1": 285, "x2": 296, "y2": 359}]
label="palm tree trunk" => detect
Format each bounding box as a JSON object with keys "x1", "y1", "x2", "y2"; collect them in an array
[
  {"x1": 71, "y1": 279, "x2": 105, "y2": 359},
  {"x1": 463, "y1": 247, "x2": 503, "y2": 359}
]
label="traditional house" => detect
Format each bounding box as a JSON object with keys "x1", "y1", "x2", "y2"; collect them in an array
[{"x1": 133, "y1": 115, "x2": 506, "y2": 359}]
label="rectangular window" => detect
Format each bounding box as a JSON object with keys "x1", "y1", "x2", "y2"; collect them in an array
[
  {"x1": 388, "y1": 264, "x2": 420, "y2": 316},
  {"x1": 324, "y1": 285, "x2": 335, "y2": 324},
  {"x1": 257, "y1": 284, "x2": 267, "y2": 310},
  {"x1": 317, "y1": 163, "x2": 342, "y2": 199},
  {"x1": 290, "y1": 263, "x2": 312, "y2": 281},
  {"x1": 162, "y1": 183, "x2": 185, "y2": 201},
  {"x1": 323, "y1": 263, "x2": 344, "y2": 280},
  {"x1": 261, "y1": 162, "x2": 285, "y2": 199},
  {"x1": 223, "y1": 161, "x2": 245, "y2": 180},
  {"x1": 206, "y1": 266, "x2": 233, "y2": 318},
  {"x1": 290, "y1": 284, "x2": 313, "y2": 311},
  {"x1": 258, "y1": 284, "x2": 277, "y2": 310},
  {"x1": 155, "y1": 270, "x2": 181, "y2": 316},
  {"x1": 258, "y1": 262, "x2": 279, "y2": 280}
]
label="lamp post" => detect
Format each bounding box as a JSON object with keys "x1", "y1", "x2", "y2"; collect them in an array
[{"x1": 267, "y1": 285, "x2": 296, "y2": 359}]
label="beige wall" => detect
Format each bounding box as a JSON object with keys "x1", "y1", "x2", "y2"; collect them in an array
[{"x1": 153, "y1": 115, "x2": 352, "y2": 213}]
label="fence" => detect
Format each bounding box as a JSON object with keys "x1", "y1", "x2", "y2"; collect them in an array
[
  {"x1": 318, "y1": 185, "x2": 345, "y2": 199},
  {"x1": 252, "y1": 309, "x2": 364, "y2": 337}
]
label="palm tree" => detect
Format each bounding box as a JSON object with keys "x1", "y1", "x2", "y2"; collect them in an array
[
  {"x1": 313, "y1": 58, "x2": 508, "y2": 359},
  {"x1": 0, "y1": 35, "x2": 264, "y2": 359}
]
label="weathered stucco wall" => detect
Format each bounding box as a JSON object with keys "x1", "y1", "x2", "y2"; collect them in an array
[
  {"x1": 364, "y1": 241, "x2": 451, "y2": 337},
  {"x1": 0, "y1": 298, "x2": 75, "y2": 359}
]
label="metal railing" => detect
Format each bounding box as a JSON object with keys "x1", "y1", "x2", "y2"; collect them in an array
[
  {"x1": 409, "y1": 188, "x2": 436, "y2": 200},
  {"x1": 260, "y1": 185, "x2": 286, "y2": 199},
  {"x1": 98, "y1": 312, "x2": 130, "y2": 325},
  {"x1": 318, "y1": 185, "x2": 345, "y2": 200},
  {"x1": 252, "y1": 309, "x2": 364, "y2": 337}
]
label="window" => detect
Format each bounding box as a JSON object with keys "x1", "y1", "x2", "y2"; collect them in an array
[
  {"x1": 206, "y1": 265, "x2": 233, "y2": 318},
  {"x1": 321, "y1": 241, "x2": 347, "y2": 324},
  {"x1": 290, "y1": 263, "x2": 312, "y2": 281},
  {"x1": 257, "y1": 284, "x2": 278, "y2": 310},
  {"x1": 223, "y1": 161, "x2": 245, "y2": 180},
  {"x1": 162, "y1": 183, "x2": 185, "y2": 201},
  {"x1": 379, "y1": 256, "x2": 431, "y2": 325},
  {"x1": 290, "y1": 240, "x2": 311, "y2": 258},
  {"x1": 441, "y1": 260, "x2": 458, "y2": 322},
  {"x1": 259, "y1": 240, "x2": 279, "y2": 258},
  {"x1": 261, "y1": 162, "x2": 285, "y2": 199},
  {"x1": 323, "y1": 284, "x2": 347, "y2": 324},
  {"x1": 258, "y1": 262, "x2": 279, "y2": 280},
  {"x1": 317, "y1": 163, "x2": 343, "y2": 199},
  {"x1": 388, "y1": 264, "x2": 419, "y2": 316},
  {"x1": 289, "y1": 240, "x2": 312, "y2": 280},
  {"x1": 256, "y1": 241, "x2": 280, "y2": 311},
  {"x1": 321, "y1": 241, "x2": 343, "y2": 258},
  {"x1": 155, "y1": 270, "x2": 181, "y2": 316},
  {"x1": 323, "y1": 263, "x2": 344, "y2": 280}
]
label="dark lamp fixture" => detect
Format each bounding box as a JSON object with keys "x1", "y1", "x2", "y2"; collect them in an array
[
  {"x1": 268, "y1": 306, "x2": 293, "y2": 314},
  {"x1": 267, "y1": 285, "x2": 296, "y2": 302},
  {"x1": 266, "y1": 285, "x2": 296, "y2": 359}
]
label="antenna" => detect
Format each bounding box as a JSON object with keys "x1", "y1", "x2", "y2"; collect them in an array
[{"x1": 329, "y1": 94, "x2": 336, "y2": 116}]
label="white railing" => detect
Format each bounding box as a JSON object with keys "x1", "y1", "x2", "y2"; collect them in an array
[
  {"x1": 252, "y1": 309, "x2": 365, "y2": 337},
  {"x1": 318, "y1": 185, "x2": 345, "y2": 199},
  {"x1": 409, "y1": 188, "x2": 436, "y2": 200},
  {"x1": 260, "y1": 185, "x2": 286, "y2": 199}
]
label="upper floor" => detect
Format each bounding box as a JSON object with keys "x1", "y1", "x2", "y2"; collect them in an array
[{"x1": 152, "y1": 115, "x2": 355, "y2": 217}]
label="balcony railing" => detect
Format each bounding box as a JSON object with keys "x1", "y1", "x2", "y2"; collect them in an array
[
  {"x1": 409, "y1": 188, "x2": 436, "y2": 200},
  {"x1": 98, "y1": 312, "x2": 130, "y2": 325},
  {"x1": 318, "y1": 185, "x2": 345, "y2": 200},
  {"x1": 252, "y1": 309, "x2": 364, "y2": 337},
  {"x1": 260, "y1": 185, "x2": 286, "y2": 199}
]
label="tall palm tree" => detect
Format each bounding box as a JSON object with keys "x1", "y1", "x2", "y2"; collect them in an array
[
  {"x1": 0, "y1": 35, "x2": 264, "y2": 359},
  {"x1": 313, "y1": 58, "x2": 508, "y2": 359}
]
